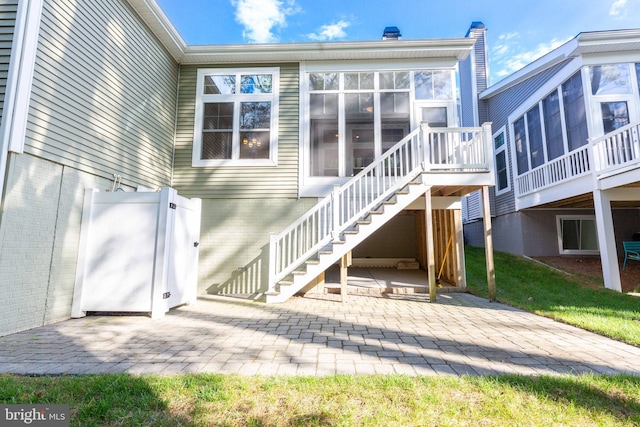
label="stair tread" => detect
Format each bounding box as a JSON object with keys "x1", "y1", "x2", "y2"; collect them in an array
[{"x1": 269, "y1": 170, "x2": 429, "y2": 303}]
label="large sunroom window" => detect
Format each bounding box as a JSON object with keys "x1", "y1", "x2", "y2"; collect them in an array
[
  {"x1": 511, "y1": 71, "x2": 588, "y2": 176},
  {"x1": 193, "y1": 68, "x2": 280, "y2": 166},
  {"x1": 589, "y1": 64, "x2": 636, "y2": 136},
  {"x1": 308, "y1": 69, "x2": 453, "y2": 178}
]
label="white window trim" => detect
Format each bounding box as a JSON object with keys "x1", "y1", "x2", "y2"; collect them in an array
[
  {"x1": 493, "y1": 126, "x2": 511, "y2": 195},
  {"x1": 585, "y1": 63, "x2": 640, "y2": 137},
  {"x1": 556, "y1": 215, "x2": 600, "y2": 255},
  {"x1": 192, "y1": 67, "x2": 280, "y2": 167}
]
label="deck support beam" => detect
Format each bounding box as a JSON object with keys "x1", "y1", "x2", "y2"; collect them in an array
[
  {"x1": 481, "y1": 185, "x2": 496, "y2": 301},
  {"x1": 454, "y1": 208, "x2": 466, "y2": 290},
  {"x1": 424, "y1": 187, "x2": 437, "y2": 302}
]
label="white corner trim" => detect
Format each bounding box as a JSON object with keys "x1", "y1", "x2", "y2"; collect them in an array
[
  {"x1": 0, "y1": 0, "x2": 44, "y2": 203},
  {"x1": 2, "y1": 0, "x2": 43, "y2": 154}
]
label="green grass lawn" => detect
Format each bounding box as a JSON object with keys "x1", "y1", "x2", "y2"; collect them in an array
[
  {"x1": 2, "y1": 246, "x2": 640, "y2": 426},
  {"x1": 464, "y1": 246, "x2": 640, "y2": 347},
  {"x1": 1, "y1": 373, "x2": 639, "y2": 426}
]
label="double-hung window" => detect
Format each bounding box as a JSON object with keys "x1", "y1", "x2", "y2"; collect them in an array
[{"x1": 193, "y1": 68, "x2": 279, "y2": 166}]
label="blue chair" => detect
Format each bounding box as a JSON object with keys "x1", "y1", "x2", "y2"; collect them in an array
[{"x1": 622, "y1": 241, "x2": 640, "y2": 270}]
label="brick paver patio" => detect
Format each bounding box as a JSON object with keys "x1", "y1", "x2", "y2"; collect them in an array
[{"x1": 1, "y1": 293, "x2": 639, "y2": 376}]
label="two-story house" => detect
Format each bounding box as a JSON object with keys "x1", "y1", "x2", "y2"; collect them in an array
[
  {"x1": 0, "y1": 0, "x2": 495, "y2": 336},
  {"x1": 464, "y1": 28, "x2": 640, "y2": 293}
]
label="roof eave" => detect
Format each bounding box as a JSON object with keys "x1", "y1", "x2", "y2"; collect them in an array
[
  {"x1": 180, "y1": 39, "x2": 476, "y2": 64},
  {"x1": 127, "y1": 0, "x2": 187, "y2": 60},
  {"x1": 480, "y1": 39, "x2": 578, "y2": 99},
  {"x1": 481, "y1": 28, "x2": 640, "y2": 99}
]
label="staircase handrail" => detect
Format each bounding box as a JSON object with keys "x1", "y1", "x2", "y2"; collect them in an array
[
  {"x1": 267, "y1": 123, "x2": 491, "y2": 294},
  {"x1": 268, "y1": 126, "x2": 425, "y2": 292}
]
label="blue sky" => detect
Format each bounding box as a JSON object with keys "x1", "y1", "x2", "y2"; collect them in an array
[{"x1": 156, "y1": 0, "x2": 640, "y2": 84}]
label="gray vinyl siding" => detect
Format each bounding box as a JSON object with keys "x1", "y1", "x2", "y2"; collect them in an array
[
  {"x1": 24, "y1": 0, "x2": 178, "y2": 189},
  {"x1": 458, "y1": 55, "x2": 475, "y2": 127},
  {"x1": 463, "y1": 190, "x2": 482, "y2": 222},
  {"x1": 172, "y1": 63, "x2": 300, "y2": 199},
  {"x1": 473, "y1": 33, "x2": 489, "y2": 124},
  {"x1": 459, "y1": 25, "x2": 488, "y2": 127},
  {"x1": 484, "y1": 59, "x2": 571, "y2": 216},
  {"x1": 0, "y1": 0, "x2": 18, "y2": 123}
]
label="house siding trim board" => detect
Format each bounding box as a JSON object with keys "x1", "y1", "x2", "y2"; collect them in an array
[{"x1": 0, "y1": 0, "x2": 40, "y2": 202}]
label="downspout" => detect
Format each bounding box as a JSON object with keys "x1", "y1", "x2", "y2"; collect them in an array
[{"x1": 0, "y1": 0, "x2": 44, "y2": 212}]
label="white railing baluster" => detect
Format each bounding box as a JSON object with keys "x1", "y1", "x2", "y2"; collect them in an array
[
  {"x1": 632, "y1": 126, "x2": 640, "y2": 160},
  {"x1": 590, "y1": 122, "x2": 640, "y2": 177},
  {"x1": 514, "y1": 144, "x2": 592, "y2": 197},
  {"x1": 332, "y1": 185, "x2": 340, "y2": 241}
]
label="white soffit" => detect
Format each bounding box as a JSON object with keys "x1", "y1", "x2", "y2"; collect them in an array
[{"x1": 180, "y1": 39, "x2": 475, "y2": 64}]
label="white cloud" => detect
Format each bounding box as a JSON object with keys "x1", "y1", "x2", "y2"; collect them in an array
[
  {"x1": 491, "y1": 36, "x2": 570, "y2": 80},
  {"x1": 232, "y1": 0, "x2": 299, "y2": 43},
  {"x1": 306, "y1": 20, "x2": 350, "y2": 41},
  {"x1": 610, "y1": 0, "x2": 628, "y2": 16},
  {"x1": 498, "y1": 32, "x2": 519, "y2": 41}
]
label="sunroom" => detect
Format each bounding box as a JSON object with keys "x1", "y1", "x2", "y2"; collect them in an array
[{"x1": 300, "y1": 63, "x2": 459, "y2": 197}]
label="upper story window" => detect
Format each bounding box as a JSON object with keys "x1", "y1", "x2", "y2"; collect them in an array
[
  {"x1": 590, "y1": 64, "x2": 631, "y2": 95},
  {"x1": 414, "y1": 71, "x2": 453, "y2": 99},
  {"x1": 589, "y1": 63, "x2": 639, "y2": 136},
  {"x1": 192, "y1": 68, "x2": 280, "y2": 167}
]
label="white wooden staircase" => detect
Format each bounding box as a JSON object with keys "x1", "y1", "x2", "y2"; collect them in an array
[{"x1": 266, "y1": 123, "x2": 492, "y2": 303}]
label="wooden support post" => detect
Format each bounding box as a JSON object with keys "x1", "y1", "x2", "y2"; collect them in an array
[
  {"x1": 313, "y1": 271, "x2": 326, "y2": 294},
  {"x1": 340, "y1": 251, "x2": 351, "y2": 302},
  {"x1": 454, "y1": 208, "x2": 466, "y2": 290},
  {"x1": 424, "y1": 188, "x2": 436, "y2": 302},
  {"x1": 481, "y1": 185, "x2": 496, "y2": 300}
]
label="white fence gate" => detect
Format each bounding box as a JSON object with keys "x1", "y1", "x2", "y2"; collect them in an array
[{"x1": 71, "y1": 187, "x2": 201, "y2": 318}]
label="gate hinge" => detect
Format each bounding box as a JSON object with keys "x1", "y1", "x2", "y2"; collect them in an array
[
  {"x1": 163, "y1": 292, "x2": 171, "y2": 299},
  {"x1": 169, "y1": 202, "x2": 177, "y2": 209}
]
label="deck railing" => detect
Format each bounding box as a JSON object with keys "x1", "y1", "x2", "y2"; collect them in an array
[
  {"x1": 591, "y1": 122, "x2": 640, "y2": 176},
  {"x1": 515, "y1": 121, "x2": 640, "y2": 197},
  {"x1": 515, "y1": 145, "x2": 591, "y2": 196},
  {"x1": 267, "y1": 123, "x2": 492, "y2": 294}
]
